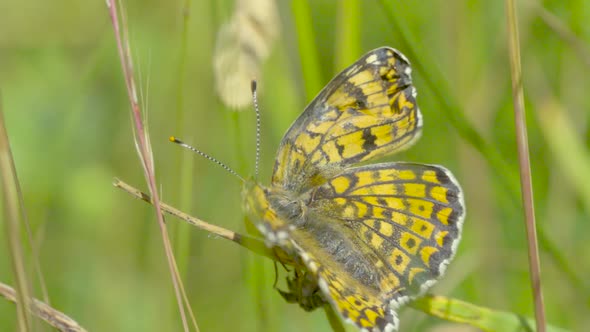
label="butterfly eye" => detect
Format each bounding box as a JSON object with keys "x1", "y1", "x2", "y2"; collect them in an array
[
  {"x1": 283, "y1": 200, "x2": 303, "y2": 220},
  {"x1": 270, "y1": 194, "x2": 304, "y2": 221}
]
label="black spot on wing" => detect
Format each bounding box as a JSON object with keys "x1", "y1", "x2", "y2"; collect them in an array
[
  {"x1": 336, "y1": 142, "x2": 345, "y2": 158},
  {"x1": 306, "y1": 129, "x2": 322, "y2": 138},
  {"x1": 362, "y1": 127, "x2": 378, "y2": 151},
  {"x1": 341, "y1": 80, "x2": 369, "y2": 109},
  {"x1": 371, "y1": 170, "x2": 380, "y2": 181}
]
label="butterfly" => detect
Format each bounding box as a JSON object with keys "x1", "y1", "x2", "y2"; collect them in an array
[{"x1": 242, "y1": 47, "x2": 465, "y2": 332}]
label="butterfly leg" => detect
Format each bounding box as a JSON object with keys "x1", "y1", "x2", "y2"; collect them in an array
[{"x1": 277, "y1": 269, "x2": 327, "y2": 312}]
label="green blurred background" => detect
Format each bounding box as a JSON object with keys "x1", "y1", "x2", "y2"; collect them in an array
[{"x1": 1, "y1": 0, "x2": 589, "y2": 331}]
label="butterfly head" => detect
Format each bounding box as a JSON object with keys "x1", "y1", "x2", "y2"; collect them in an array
[
  {"x1": 242, "y1": 179, "x2": 307, "y2": 247},
  {"x1": 241, "y1": 180, "x2": 268, "y2": 221}
]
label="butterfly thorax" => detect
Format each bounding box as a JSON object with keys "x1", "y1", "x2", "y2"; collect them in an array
[{"x1": 267, "y1": 190, "x2": 307, "y2": 223}]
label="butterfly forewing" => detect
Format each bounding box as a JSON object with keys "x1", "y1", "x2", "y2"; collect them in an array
[{"x1": 271, "y1": 48, "x2": 422, "y2": 194}]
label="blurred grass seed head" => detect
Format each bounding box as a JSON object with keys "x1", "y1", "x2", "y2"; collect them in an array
[{"x1": 214, "y1": 0, "x2": 279, "y2": 109}]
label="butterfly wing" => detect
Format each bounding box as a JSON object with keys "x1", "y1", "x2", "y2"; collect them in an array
[
  {"x1": 271, "y1": 47, "x2": 422, "y2": 194},
  {"x1": 286, "y1": 162, "x2": 465, "y2": 331}
]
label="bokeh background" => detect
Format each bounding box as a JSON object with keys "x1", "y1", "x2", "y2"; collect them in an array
[{"x1": 1, "y1": 0, "x2": 589, "y2": 331}]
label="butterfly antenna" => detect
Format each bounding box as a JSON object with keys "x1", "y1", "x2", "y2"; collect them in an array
[
  {"x1": 169, "y1": 136, "x2": 245, "y2": 182},
  {"x1": 251, "y1": 80, "x2": 261, "y2": 179}
]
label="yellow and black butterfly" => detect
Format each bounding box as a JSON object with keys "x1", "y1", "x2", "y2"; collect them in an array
[{"x1": 242, "y1": 47, "x2": 466, "y2": 332}]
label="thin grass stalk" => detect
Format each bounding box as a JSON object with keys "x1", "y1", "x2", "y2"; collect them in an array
[
  {"x1": 376, "y1": 0, "x2": 575, "y2": 293},
  {"x1": 105, "y1": 1, "x2": 196, "y2": 331},
  {"x1": 0, "y1": 97, "x2": 32, "y2": 331},
  {"x1": 20, "y1": 201, "x2": 50, "y2": 305},
  {"x1": 504, "y1": 1, "x2": 546, "y2": 331},
  {"x1": 2, "y1": 122, "x2": 51, "y2": 307},
  {"x1": 0, "y1": 90, "x2": 50, "y2": 307}
]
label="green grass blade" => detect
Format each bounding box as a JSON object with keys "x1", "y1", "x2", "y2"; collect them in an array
[
  {"x1": 537, "y1": 100, "x2": 590, "y2": 214},
  {"x1": 292, "y1": 0, "x2": 323, "y2": 101},
  {"x1": 411, "y1": 295, "x2": 569, "y2": 332},
  {"x1": 334, "y1": 0, "x2": 361, "y2": 70}
]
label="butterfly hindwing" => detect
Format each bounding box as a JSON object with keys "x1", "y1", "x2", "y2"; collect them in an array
[
  {"x1": 290, "y1": 239, "x2": 400, "y2": 332},
  {"x1": 309, "y1": 162, "x2": 464, "y2": 290},
  {"x1": 271, "y1": 47, "x2": 422, "y2": 194},
  {"x1": 278, "y1": 162, "x2": 464, "y2": 331}
]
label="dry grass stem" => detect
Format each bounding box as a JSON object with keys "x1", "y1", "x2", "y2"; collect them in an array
[
  {"x1": 113, "y1": 178, "x2": 276, "y2": 261},
  {"x1": 0, "y1": 282, "x2": 87, "y2": 332},
  {"x1": 504, "y1": 0, "x2": 547, "y2": 330},
  {"x1": 0, "y1": 96, "x2": 33, "y2": 331}
]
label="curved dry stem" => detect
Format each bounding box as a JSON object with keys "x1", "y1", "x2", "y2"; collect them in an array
[
  {"x1": 0, "y1": 282, "x2": 87, "y2": 332},
  {"x1": 113, "y1": 178, "x2": 275, "y2": 260}
]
